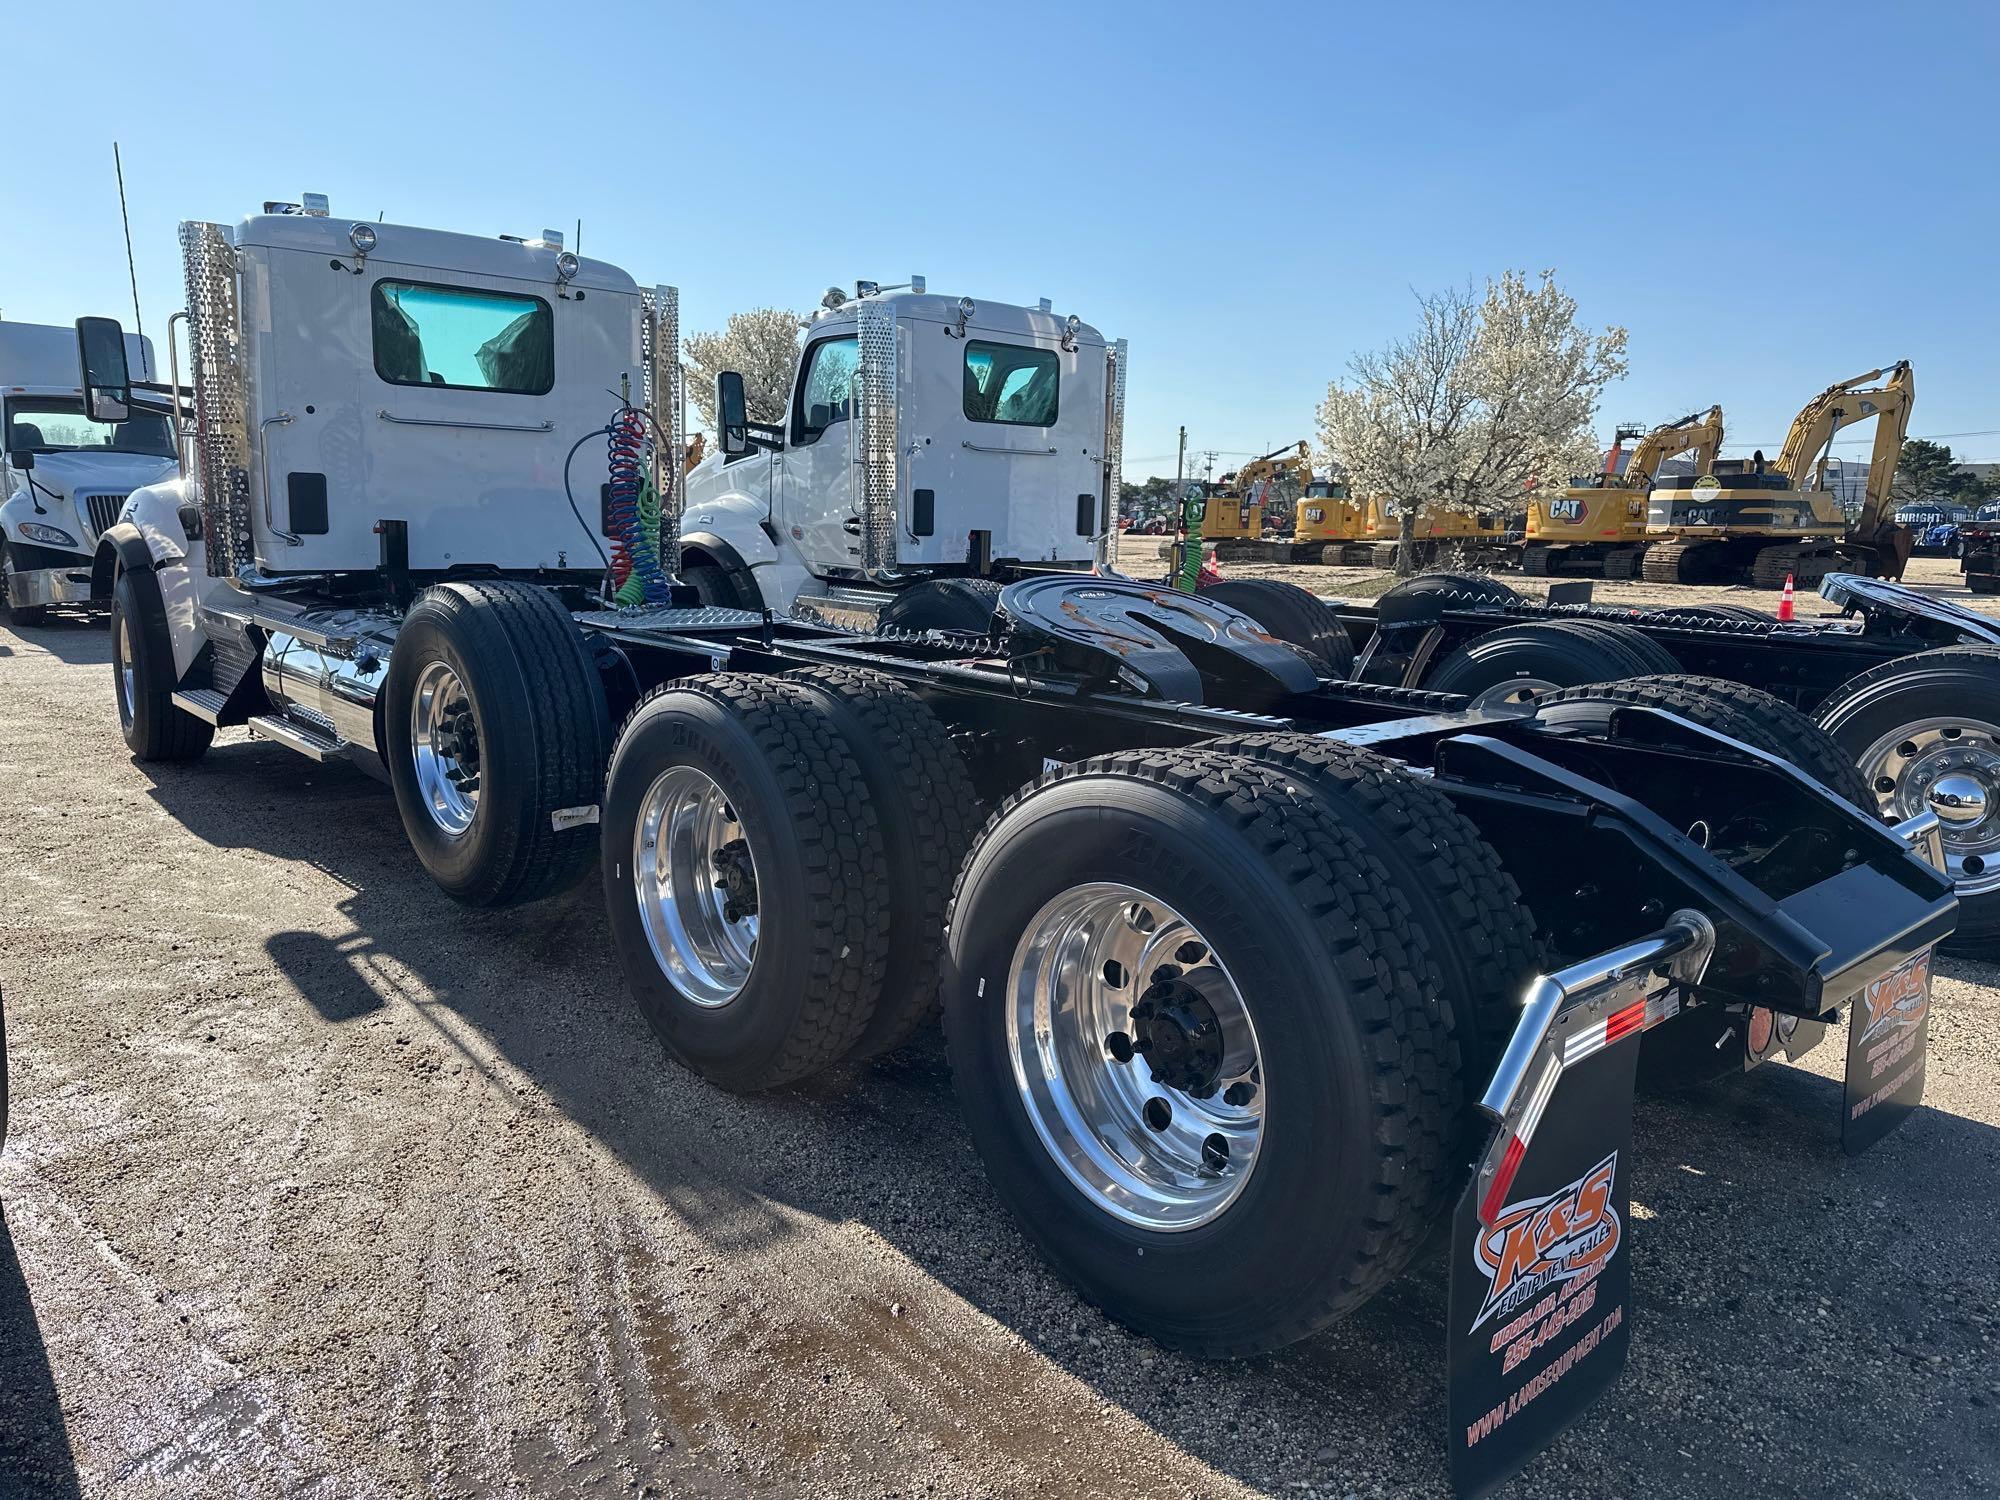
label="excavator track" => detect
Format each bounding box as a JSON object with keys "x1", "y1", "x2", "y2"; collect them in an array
[
  {"x1": 1640, "y1": 540, "x2": 1718, "y2": 584},
  {"x1": 1600, "y1": 547, "x2": 1641, "y2": 580},
  {"x1": 1749, "y1": 544, "x2": 1834, "y2": 590}
]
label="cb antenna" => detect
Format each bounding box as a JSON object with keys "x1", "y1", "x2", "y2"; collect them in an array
[{"x1": 113, "y1": 142, "x2": 150, "y2": 380}]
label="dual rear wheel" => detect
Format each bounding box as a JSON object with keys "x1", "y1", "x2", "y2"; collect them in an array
[{"x1": 598, "y1": 688, "x2": 1543, "y2": 1354}]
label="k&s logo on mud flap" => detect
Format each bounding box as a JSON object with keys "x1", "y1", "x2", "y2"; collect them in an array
[
  {"x1": 1858, "y1": 949, "x2": 1931, "y2": 1046},
  {"x1": 1469, "y1": 1152, "x2": 1621, "y2": 1337}
]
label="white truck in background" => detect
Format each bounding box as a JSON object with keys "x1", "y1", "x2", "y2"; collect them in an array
[
  {"x1": 680, "y1": 282, "x2": 1125, "y2": 632},
  {"x1": 1, "y1": 321, "x2": 176, "y2": 625}
]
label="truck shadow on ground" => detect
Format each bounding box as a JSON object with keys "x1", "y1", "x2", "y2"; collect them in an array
[
  {"x1": 4, "y1": 616, "x2": 112, "y2": 668},
  {"x1": 0, "y1": 1213, "x2": 84, "y2": 1500},
  {"x1": 138, "y1": 739, "x2": 2000, "y2": 1497}
]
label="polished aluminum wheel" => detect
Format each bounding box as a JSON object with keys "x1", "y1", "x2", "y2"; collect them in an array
[
  {"x1": 1006, "y1": 883, "x2": 1264, "y2": 1231},
  {"x1": 116, "y1": 614, "x2": 137, "y2": 727},
  {"x1": 409, "y1": 660, "x2": 481, "y2": 836},
  {"x1": 633, "y1": 765, "x2": 759, "y2": 1008},
  {"x1": 1859, "y1": 717, "x2": 2000, "y2": 896}
]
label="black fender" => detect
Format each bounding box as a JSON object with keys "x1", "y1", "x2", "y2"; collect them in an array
[
  {"x1": 96, "y1": 522, "x2": 157, "y2": 597},
  {"x1": 680, "y1": 531, "x2": 763, "y2": 609}
]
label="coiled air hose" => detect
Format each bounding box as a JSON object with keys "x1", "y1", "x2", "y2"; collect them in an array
[{"x1": 604, "y1": 405, "x2": 673, "y2": 607}]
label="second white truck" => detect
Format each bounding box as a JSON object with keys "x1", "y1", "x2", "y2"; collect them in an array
[
  {"x1": 1, "y1": 321, "x2": 175, "y2": 624},
  {"x1": 680, "y1": 283, "x2": 1125, "y2": 631}
]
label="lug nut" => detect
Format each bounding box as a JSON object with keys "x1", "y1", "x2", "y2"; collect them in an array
[
  {"x1": 1150, "y1": 963, "x2": 1183, "y2": 983},
  {"x1": 1174, "y1": 941, "x2": 1207, "y2": 964},
  {"x1": 1223, "y1": 1081, "x2": 1257, "y2": 1107}
]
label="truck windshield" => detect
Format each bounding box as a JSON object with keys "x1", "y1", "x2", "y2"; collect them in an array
[
  {"x1": 4, "y1": 399, "x2": 174, "y2": 459},
  {"x1": 964, "y1": 341, "x2": 1059, "y2": 427}
]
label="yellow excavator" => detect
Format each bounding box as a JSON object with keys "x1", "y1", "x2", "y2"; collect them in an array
[
  {"x1": 1294, "y1": 477, "x2": 1374, "y2": 563},
  {"x1": 1641, "y1": 363, "x2": 1914, "y2": 588},
  {"x1": 1520, "y1": 406, "x2": 1724, "y2": 579},
  {"x1": 1202, "y1": 442, "x2": 1316, "y2": 559},
  {"x1": 1349, "y1": 496, "x2": 1511, "y2": 569}
]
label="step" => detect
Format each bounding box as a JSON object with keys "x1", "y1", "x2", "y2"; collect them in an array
[
  {"x1": 199, "y1": 583, "x2": 366, "y2": 653},
  {"x1": 246, "y1": 713, "x2": 345, "y2": 763},
  {"x1": 171, "y1": 688, "x2": 230, "y2": 724}
]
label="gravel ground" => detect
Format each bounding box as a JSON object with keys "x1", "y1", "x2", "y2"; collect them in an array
[{"x1": 2, "y1": 585, "x2": 1998, "y2": 1500}]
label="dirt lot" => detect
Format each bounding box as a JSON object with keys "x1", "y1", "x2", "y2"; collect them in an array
[{"x1": 2, "y1": 581, "x2": 1999, "y2": 1499}]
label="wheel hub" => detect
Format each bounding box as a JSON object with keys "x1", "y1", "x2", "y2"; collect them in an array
[
  {"x1": 1858, "y1": 717, "x2": 2000, "y2": 895},
  {"x1": 409, "y1": 661, "x2": 482, "y2": 836},
  {"x1": 1005, "y1": 884, "x2": 1265, "y2": 1232},
  {"x1": 710, "y1": 837, "x2": 758, "y2": 922},
  {"x1": 1129, "y1": 978, "x2": 1226, "y2": 1096}
]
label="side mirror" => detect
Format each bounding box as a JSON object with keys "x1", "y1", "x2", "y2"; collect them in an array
[
  {"x1": 75, "y1": 316, "x2": 133, "y2": 424},
  {"x1": 5, "y1": 449, "x2": 31, "y2": 472},
  {"x1": 717, "y1": 371, "x2": 750, "y2": 458}
]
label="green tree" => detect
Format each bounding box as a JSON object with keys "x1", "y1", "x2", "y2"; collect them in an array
[{"x1": 1892, "y1": 438, "x2": 1962, "y2": 507}]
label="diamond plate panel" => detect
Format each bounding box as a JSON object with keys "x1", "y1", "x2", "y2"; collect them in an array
[
  {"x1": 854, "y1": 299, "x2": 899, "y2": 577},
  {"x1": 180, "y1": 221, "x2": 254, "y2": 577}
]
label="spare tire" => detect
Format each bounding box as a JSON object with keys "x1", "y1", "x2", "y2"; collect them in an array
[
  {"x1": 1197, "y1": 577, "x2": 1357, "y2": 677},
  {"x1": 1424, "y1": 620, "x2": 1676, "y2": 708},
  {"x1": 878, "y1": 578, "x2": 1004, "y2": 634},
  {"x1": 1380, "y1": 571, "x2": 1519, "y2": 609}
]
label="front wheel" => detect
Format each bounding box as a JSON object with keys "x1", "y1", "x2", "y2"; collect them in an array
[
  {"x1": 944, "y1": 749, "x2": 1461, "y2": 1355},
  {"x1": 383, "y1": 580, "x2": 610, "y2": 906},
  {"x1": 110, "y1": 566, "x2": 212, "y2": 762}
]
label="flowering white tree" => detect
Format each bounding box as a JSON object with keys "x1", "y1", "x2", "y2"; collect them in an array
[
  {"x1": 684, "y1": 308, "x2": 806, "y2": 430},
  {"x1": 1318, "y1": 271, "x2": 1627, "y2": 572}
]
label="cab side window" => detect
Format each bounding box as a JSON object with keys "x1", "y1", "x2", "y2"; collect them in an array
[{"x1": 792, "y1": 336, "x2": 858, "y2": 446}]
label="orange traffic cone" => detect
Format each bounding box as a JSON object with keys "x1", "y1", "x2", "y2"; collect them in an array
[{"x1": 1777, "y1": 573, "x2": 1796, "y2": 622}]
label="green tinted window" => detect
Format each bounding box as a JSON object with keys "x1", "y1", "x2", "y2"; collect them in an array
[
  {"x1": 371, "y1": 280, "x2": 553, "y2": 395},
  {"x1": 963, "y1": 340, "x2": 1059, "y2": 427}
]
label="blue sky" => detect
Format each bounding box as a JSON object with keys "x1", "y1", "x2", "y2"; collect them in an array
[{"x1": 4, "y1": 1, "x2": 1994, "y2": 477}]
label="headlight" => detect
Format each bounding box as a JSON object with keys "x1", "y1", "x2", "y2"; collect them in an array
[
  {"x1": 17, "y1": 522, "x2": 78, "y2": 547},
  {"x1": 349, "y1": 223, "x2": 377, "y2": 254},
  {"x1": 555, "y1": 251, "x2": 579, "y2": 283}
]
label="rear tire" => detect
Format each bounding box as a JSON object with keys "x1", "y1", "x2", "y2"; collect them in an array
[
  {"x1": 783, "y1": 665, "x2": 981, "y2": 1059},
  {"x1": 1534, "y1": 674, "x2": 1873, "y2": 808},
  {"x1": 945, "y1": 749, "x2": 1460, "y2": 1355},
  {"x1": 602, "y1": 675, "x2": 890, "y2": 1090},
  {"x1": 878, "y1": 578, "x2": 1004, "y2": 634},
  {"x1": 383, "y1": 580, "x2": 611, "y2": 906},
  {"x1": 1425, "y1": 620, "x2": 1676, "y2": 707},
  {"x1": 1196, "y1": 577, "x2": 1357, "y2": 676},
  {"x1": 110, "y1": 566, "x2": 212, "y2": 762},
  {"x1": 1815, "y1": 646, "x2": 2000, "y2": 957},
  {"x1": 1193, "y1": 732, "x2": 1541, "y2": 1074},
  {"x1": 1381, "y1": 570, "x2": 1519, "y2": 609}
]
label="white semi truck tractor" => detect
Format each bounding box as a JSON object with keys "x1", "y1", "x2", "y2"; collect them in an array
[
  {"x1": 85, "y1": 197, "x2": 1958, "y2": 1496},
  {"x1": 680, "y1": 282, "x2": 1126, "y2": 632},
  {"x1": 1, "y1": 321, "x2": 176, "y2": 624}
]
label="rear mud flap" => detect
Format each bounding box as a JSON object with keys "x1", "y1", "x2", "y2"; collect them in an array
[
  {"x1": 1841, "y1": 947, "x2": 1934, "y2": 1155},
  {"x1": 1446, "y1": 1003, "x2": 1645, "y2": 1497}
]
